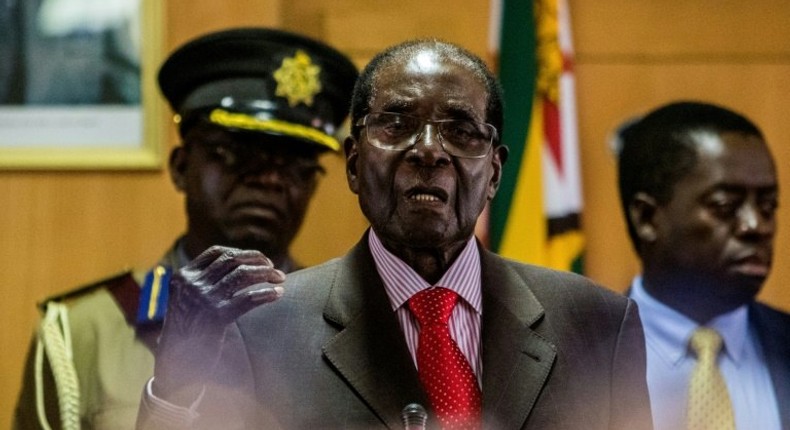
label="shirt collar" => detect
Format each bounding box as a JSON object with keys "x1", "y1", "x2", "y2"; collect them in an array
[
  {"x1": 630, "y1": 276, "x2": 749, "y2": 365},
  {"x1": 368, "y1": 228, "x2": 482, "y2": 314}
]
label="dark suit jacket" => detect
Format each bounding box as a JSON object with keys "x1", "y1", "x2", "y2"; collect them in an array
[
  {"x1": 751, "y1": 303, "x2": 790, "y2": 429},
  {"x1": 139, "y1": 235, "x2": 652, "y2": 429}
]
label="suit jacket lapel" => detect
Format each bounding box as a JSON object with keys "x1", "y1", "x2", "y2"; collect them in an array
[
  {"x1": 480, "y1": 249, "x2": 557, "y2": 429},
  {"x1": 322, "y1": 237, "x2": 429, "y2": 429}
]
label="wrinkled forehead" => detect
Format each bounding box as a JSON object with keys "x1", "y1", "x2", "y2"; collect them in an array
[{"x1": 369, "y1": 49, "x2": 489, "y2": 118}]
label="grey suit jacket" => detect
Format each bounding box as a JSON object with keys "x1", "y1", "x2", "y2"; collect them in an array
[{"x1": 139, "y1": 235, "x2": 652, "y2": 429}]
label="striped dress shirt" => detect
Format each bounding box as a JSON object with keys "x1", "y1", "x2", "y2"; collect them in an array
[{"x1": 368, "y1": 229, "x2": 483, "y2": 383}]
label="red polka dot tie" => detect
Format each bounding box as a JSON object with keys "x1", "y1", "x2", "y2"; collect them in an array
[{"x1": 408, "y1": 287, "x2": 481, "y2": 429}]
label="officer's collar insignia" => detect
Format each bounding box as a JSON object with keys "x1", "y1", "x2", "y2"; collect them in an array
[
  {"x1": 136, "y1": 265, "x2": 172, "y2": 325},
  {"x1": 273, "y1": 49, "x2": 322, "y2": 107}
]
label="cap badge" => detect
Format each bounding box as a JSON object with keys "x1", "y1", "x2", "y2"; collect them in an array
[{"x1": 274, "y1": 49, "x2": 322, "y2": 107}]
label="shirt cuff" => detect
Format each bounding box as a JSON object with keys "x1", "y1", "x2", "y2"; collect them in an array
[{"x1": 140, "y1": 377, "x2": 204, "y2": 427}]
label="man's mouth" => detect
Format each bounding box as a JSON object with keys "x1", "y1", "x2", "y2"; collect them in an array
[
  {"x1": 411, "y1": 193, "x2": 441, "y2": 202},
  {"x1": 731, "y1": 255, "x2": 771, "y2": 277},
  {"x1": 230, "y1": 201, "x2": 283, "y2": 219},
  {"x1": 406, "y1": 187, "x2": 448, "y2": 203}
]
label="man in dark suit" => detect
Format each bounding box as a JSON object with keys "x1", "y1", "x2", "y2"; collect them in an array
[
  {"x1": 138, "y1": 39, "x2": 652, "y2": 430},
  {"x1": 616, "y1": 101, "x2": 790, "y2": 430}
]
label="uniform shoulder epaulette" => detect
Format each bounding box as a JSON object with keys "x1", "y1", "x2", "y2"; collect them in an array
[{"x1": 37, "y1": 270, "x2": 136, "y2": 312}]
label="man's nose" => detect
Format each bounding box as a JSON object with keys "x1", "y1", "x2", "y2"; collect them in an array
[
  {"x1": 408, "y1": 124, "x2": 451, "y2": 165},
  {"x1": 735, "y1": 201, "x2": 775, "y2": 238},
  {"x1": 239, "y1": 155, "x2": 289, "y2": 188}
]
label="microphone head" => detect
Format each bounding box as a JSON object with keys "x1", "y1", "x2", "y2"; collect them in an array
[{"x1": 401, "y1": 403, "x2": 428, "y2": 429}]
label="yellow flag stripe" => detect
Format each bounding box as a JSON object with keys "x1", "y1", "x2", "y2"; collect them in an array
[
  {"x1": 498, "y1": 95, "x2": 585, "y2": 271},
  {"x1": 499, "y1": 96, "x2": 547, "y2": 265},
  {"x1": 547, "y1": 230, "x2": 585, "y2": 270}
]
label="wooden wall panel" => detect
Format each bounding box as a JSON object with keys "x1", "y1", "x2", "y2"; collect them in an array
[
  {"x1": 165, "y1": 0, "x2": 282, "y2": 49},
  {"x1": 284, "y1": 0, "x2": 492, "y2": 59},
  {"x1": 572, "y1": 0, "x2": 790, "y2": 57}
]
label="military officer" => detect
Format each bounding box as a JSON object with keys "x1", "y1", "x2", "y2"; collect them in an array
[{"x1": 13, "y1": 27, "x2": 358, "y2": 430}]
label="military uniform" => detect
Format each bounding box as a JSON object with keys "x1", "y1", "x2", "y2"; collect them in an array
[
  {"x1": 13, "y1": 27, "x2": 357, "y2": 430},
  {"x1": 13, "y1": 242, "x2": 183, "y2": 430},
  {"x1": 14, "y1": 240, "x2": 302, "y2": 430}
]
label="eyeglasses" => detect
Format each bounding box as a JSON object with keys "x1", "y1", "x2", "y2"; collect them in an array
[
  {"x1": 356, "y1": 112, "x2": 497, "y2": 158},
  {"x1": 196, "y1": 140, "x2": 325, "y2": 183}
]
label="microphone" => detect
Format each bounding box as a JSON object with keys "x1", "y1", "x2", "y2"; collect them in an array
[{"x1": 401, "y1": 403, "x2": 428, "y2": 430}]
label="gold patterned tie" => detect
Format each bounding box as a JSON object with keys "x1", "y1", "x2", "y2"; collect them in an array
[{"x1": 687, "y1": 327, "x2": 735, "y2": 430}]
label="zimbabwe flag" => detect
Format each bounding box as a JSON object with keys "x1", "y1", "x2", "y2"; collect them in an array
[{"x1": 487, "y1": 0, "x2": 584, "y2": 273}]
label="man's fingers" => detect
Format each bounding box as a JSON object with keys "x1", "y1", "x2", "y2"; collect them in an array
[
  {"x1": 213, "y1": 249, "x2": 274, "y2": 267},
  {"x1": 224, "y1": 285, "x2": 284, "y2": 319},
  {"x1": 188, "y1": 245, "x2": 233, "y2": 269},
  {"x1": 191, "y1": 249, "x2": 278, "y2": 287},
  {"x1": 189, "y1": 246, "x2": 272, "y2": 271},
  {"x1": 228, "y1": 264, "x2": 285, "y2": 285},
  {"x1": 247, "y1": 285, "x2": 284, "y2": 302},
  {"x1": 170, "y1": 247, "x2": 287, "y2": 323},
  {"x1": 225, "y1": 249, "x2": 276, "y2": 267},
  {"x1": 214, "y1": 265, "x2": 285, "y2": 299}
]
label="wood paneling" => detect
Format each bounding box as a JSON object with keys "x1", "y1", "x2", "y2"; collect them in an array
[
  {"x1": 165, "y1": 0, "x2": 282, "y2": 49},
  {"x1": 572, "y1": 0, "x2": 790, "y2": 58},
  {"x1": 282, "y1": 0, "x2": 491, "y2": 55}
]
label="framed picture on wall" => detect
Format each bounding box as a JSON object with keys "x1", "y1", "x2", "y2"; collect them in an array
[{"x1": 0, "y1": 0, "x2": 165, "y2": 170}]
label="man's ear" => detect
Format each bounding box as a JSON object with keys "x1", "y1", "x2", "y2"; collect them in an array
[
  {"x1": 487, "y1": 144, "x2": 509, "y2": 200},
  {"x1": 344, "y1": 135, "x2": 360, "y2": 195},
  {"x1": 629, "y1": 192, "x2": 659, "y2": 243},
  {"x1": 168, "y1": 145, "x2": 188, "y2": 192}
]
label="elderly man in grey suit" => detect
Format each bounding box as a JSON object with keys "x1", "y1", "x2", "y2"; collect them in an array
[{"x1": 137, "y1": 39, "x2": 653, "y2": 430}]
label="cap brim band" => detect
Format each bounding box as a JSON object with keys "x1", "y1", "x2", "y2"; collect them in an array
[{"x1": 208, "y1": 108, "x2": 340, "y2": 152}]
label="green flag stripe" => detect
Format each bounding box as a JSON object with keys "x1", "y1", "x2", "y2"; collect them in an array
[{"x1": 490, "y1": 0, "x2": 538, "y2": 252}]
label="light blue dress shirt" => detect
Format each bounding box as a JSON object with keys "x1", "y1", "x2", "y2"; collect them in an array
[{"x1": 629, "y1": 276, "x2": 781, "y2": 430}]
